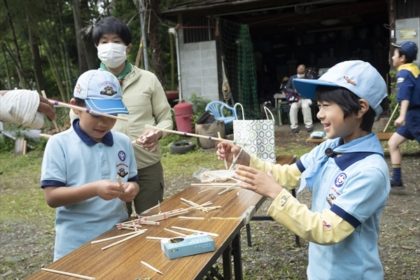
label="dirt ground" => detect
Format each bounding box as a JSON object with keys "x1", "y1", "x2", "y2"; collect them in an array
[{"x1": 1, "y1": 123, "x2": 419, "y2": 279}]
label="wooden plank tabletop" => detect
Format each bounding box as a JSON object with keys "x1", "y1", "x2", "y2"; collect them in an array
[{"x1": 27, "y1": 186, "x2": 264, "y2": 280}]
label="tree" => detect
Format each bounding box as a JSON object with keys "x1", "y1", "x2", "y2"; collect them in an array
[
  {"x1": 24, "y1": 2, "x2": 46, "y2": 92},
  {"x1": 2, "y1": 0, "x2": 28, "y2": 88},
  {"x1": 72, "y1": 0, "x2": 98, "y2": 74},
  {"x1": 149, "y1": 0, "x2": 166, "y2": 83}
]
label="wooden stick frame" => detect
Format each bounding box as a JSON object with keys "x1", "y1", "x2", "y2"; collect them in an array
[
  {"x1": 145, "y1": 124, "x2": 236, "y2": 144},
  {"x1": 48, "y1": 99, "x2": 128, "y2": 121}
]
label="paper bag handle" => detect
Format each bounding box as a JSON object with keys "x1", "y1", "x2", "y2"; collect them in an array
[
  {"x1": 234, "y1": 103, "x2": 245, "y2": 120},
  {"x1": 263, "y1": 106, "x2": 275, "y2": 120}
]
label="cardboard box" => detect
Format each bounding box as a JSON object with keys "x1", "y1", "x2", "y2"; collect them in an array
[{"x1": 161, "y1": 234, "x2": 215, "y2": 260}]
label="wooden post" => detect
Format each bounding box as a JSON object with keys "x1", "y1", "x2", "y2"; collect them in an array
[{"x1": 14, "y1": 137, "x2": 26, "y2": 155}]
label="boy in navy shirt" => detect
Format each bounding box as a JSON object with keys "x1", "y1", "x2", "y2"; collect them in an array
[{"x1": 388, "y1": 41, "x2": 420, "y2": 189}]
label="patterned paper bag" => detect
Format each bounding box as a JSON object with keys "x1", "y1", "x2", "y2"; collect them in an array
[{"x1": 233, "y1": 105, "x2": 275, "y2": 163}]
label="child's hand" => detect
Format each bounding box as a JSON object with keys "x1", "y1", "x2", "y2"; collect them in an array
[
  {"x1": 394, "y1": 115, "x2": 405, "y2": 127},
  {"x1": 95, "y1": 180, "x2": 126, "y2": 200},
  {"x1": 216, "y1": 142, "x2": 250, "y2": 167},
  {"x1": 234, "y1": 165, "x2": 283, "y2": 199},
  {"x1": 119, "y1": 182, "x2": 140, "y2": 202}
]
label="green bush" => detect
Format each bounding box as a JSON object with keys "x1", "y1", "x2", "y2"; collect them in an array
[{"x1": 188, "y1": 93, "x2": 211, "y2": 123}]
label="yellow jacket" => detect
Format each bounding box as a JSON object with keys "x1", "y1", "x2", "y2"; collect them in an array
[{"x1": 250, "y1": 155, "x2": 354, "y2": 244}]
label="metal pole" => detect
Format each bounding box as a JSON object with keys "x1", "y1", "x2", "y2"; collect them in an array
[
  {"x1": 139, "y1": 0, "x2": 149, "y2": 70},
  {"x1": 168, "y1": 27, "x2": 182, "y2": 101}
]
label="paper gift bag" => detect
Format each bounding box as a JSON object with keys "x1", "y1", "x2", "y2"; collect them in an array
[{"x1": 233, "y1": 105, "x2": 276, "y2": 163}]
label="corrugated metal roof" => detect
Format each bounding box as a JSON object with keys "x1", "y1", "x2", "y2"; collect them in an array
[
  {"x1": 162, "y1": 0, "x2": 387, "y2": 30},
  {"x1": 162, "y1": 0, "x2": 294, "y2": 16}
]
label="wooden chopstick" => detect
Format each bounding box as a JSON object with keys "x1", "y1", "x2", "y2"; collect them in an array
[
  {"x1": 101, "y1": 230, "x2": 146, "y2": 250},
  {"x1": 164, "y1": 228, "x2": 187, "y2": 236},
  {"x1": 41, "y1": 268, "x2": 95, "y2": 280},
  {"x1": 140, "y1": 260, "x2": 163, "y2": 275},
  {"x1": 48, "y1": 99, "x2": 128, "y2": 121},
  {"x1": 91, "y1": 231, "x2": 139, "y2": 244},
  {"x1": 171, "y1": 226, "x2": 219, "y2": 237},
  {"x1": 145, "y1": 124, "x2": 236, "y2": 144}
]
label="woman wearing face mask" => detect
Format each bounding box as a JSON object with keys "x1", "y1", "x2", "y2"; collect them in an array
[{"x1": 92, "y1": 16, "x2": 173, "y2": 216}]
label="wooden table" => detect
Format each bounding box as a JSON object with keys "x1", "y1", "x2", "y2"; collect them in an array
[{"x1": 27, "y1": 186, "x2": 264, "y2": 280}]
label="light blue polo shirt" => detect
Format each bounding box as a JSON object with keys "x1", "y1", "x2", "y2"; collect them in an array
[
  {"x1": 41, "y1": 120, "x2": 138, "y2": 260},
  {"x1": 296, "y1": 133, "x2": 390, "y2": 280}
]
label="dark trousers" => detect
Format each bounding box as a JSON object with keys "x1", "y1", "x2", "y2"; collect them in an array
[{"x1": 126, "y1": 161, "x2": 164, "y2": 216}]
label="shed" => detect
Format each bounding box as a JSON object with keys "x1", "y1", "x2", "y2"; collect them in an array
[{"x1": 162, "y1": 0, "x2": 420, "y2": 116}]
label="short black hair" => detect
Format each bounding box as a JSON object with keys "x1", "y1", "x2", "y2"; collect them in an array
[
  {"x1": 315, "y1": 86, "x2": 376, "y2": 132},
  {"x1": 92, "y1": 16, "x2": 132, "y2": 46},
  {"x1": 74, "y1": 98, "x2": 86, "y2": 107}
]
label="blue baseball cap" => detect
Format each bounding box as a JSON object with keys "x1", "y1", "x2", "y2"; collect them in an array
[
  {"x1": 293, "y1": 60, "x2": 387, "y2": 116},
  {"x1": 73, "y1": 70, "x2": 128, "y2": 115},
  {"x1": 392, "y1": 41, "x2": 418, "y2": 61}
]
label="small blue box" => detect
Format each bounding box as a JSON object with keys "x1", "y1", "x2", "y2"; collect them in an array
[{"x1": 161, "y1": 234, "x2": 215, "y2": 260}]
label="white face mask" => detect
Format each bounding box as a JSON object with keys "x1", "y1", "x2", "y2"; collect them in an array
[{"x1": 97, "y1": 43, "x2": 127, "y2": 68}]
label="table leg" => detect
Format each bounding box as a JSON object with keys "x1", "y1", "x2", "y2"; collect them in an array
[
  {"x1": 277, "y1": 105, "x2": 283, "y2": 125},
  {"x1": 246, "y1": 223, "x2": 252, "y2": 247},
  {"x1": 232, "y1": 233, "x2": 243, "y2": 280},
  {"x1": 222, "y1": 244, "x2": 232, "y2": 279}
]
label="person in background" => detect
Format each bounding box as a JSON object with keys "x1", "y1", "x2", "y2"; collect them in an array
[
  {"x1": 92, "y1": 16, "x2": 173, "y2": 215},
  {"x1": 0, "y1": 90, "x2": 55, "y2": 128},
  {"x1": 217, "y1": 60, "x2": 390, "y2": 280},
  {"x1": 388, "y1": 41, "x2": 420, "y2": 190},
  {"x1": 41, "y1": 70, "x2": 139, "y2": 260},
  {"x1": 286, "y1": 64, "x2": 314, "y2": 133}
]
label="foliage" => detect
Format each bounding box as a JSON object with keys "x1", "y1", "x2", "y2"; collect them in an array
[
  {"x1": 386, "y1": 69, "x2": 399, "y2": 131},
  {"x1": 188, "y1": 93, "x2": 211, "y2": 123},
  {"x1": 0, "y1": 0, "x2": 179, "y2": 97},
  {"x1": 0, "y1": 136, "x2": 14, "y2": 152}
]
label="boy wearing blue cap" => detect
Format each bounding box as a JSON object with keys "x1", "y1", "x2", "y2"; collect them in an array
[
  {"x1": 388, "y1": 41, "x2": 420, "y2": 189},
  {"x1": 41, "y1": 70, "x2": 139, "y2": 260},
  {"x1": 217, "y1": 60, "x2": 390, "y2": 280}
]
